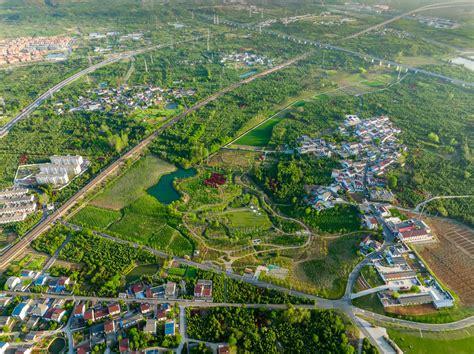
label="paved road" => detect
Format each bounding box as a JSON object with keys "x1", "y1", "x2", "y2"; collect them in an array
[
  {"x1": 0, "y1": 36, "x2": 205, "y2": 139},
  {"x1": 0, "y1": 52, "x2": 307, "y2": 271},
  {"x1": 61, "y1": 221, "x2": 337, "y2": 310},
  {"x1": 207, "y1": 15, "x2": 474, "y2": 88},
  {"x1": 4, "y1": 290, "x2": 473, "y2": 332},
  {"x1": 344, "y1": 1, "x2": 474, "y2": 40},
  {"x1": 351, "y1": 285, "x2": 391, "y2": 300},
  {"x1": 414, "y1": 195, "x2": 474, "y2": 212}
]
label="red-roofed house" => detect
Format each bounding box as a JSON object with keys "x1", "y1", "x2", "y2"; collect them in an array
[
  {"x1": 119, "y1": 338, "x2": 129, "y2": 353},
  {"x1": 73, "y1": 303, "x2": 85, "y2": 318},
  {"x1": 140, "y1": 303, "x2": 151, "y2": 315},
  {"x1": 84, "y1": 309, "x2": 95, "y2": 322},
  {"x1": 156, "y1": 309, "x2": 167, "y2": 321},
  {"x1": 104, "y1": 320, "x2": 115, "y2": 334},
  {"x1": 94, "y1": 308, "x2": 108, "y2": 321},
  {"x1": 131, "y1": 283, "x2": 143, "y2": 294},
  {"x1": 194, "y1": 280, "x2": 213, "y2": 299},
  {"x1": 204, "y1": 173, "x2": 226, "y2": 187},
  {"x1": 218, "y1": 344, "x2": 230, "y2": 354},
  {"x1": 108, "y1": 303, "x2": 121, "y2": 316},
  {"x1": 44, "y1": 308, "x2": 66, "y2": 322}
]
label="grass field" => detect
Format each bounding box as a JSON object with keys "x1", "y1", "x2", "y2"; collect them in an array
[
  {"x1": 301, "y1": 235, "x2": 364, "y2": 298},
  {"x1": 71, "y1": 206, "x2": 122, "y2": 230},
  {"x1": 92, "y1": 155, "x2": 176, "y2": 210},
  {"x1": 360, "y1": 266, "x2": 385, "y2": 288},
  {"x1": 234, "y1": 116, "x2": 284, "y2": 147},
  {"x1": 224, "y1": 209, "x2": 272, "y2": 229},
  {"x1": 388, "y1": 327, "x2": 474, "y2": 354}
]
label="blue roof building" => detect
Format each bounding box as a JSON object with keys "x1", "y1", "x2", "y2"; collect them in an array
[{"x1": 12, "y1": 302, "x2": 30, "y2": 320}]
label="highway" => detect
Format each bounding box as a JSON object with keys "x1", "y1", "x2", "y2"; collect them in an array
[
  {"x1": 344, "y1": 1, "x2": 474, "y2": 40},
  {"x1": 202, "y1": 15, "x2": 474, "y2": 88},
  {"x1": 0, "y1": 52, "x2": 308, "y2": 270},
  {"x1": 0, "y1": 36, "x2": 206, "y2": 139}
]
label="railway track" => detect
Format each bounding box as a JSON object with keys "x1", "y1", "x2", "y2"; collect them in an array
[{"x1": 0, "y1": 52, "x2": 307, "y2": 269}]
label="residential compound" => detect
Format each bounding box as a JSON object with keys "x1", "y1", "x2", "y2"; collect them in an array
[
  {"x1": 57, "y1": 85, "x2": 195, "y2": 114},
  {"x1": 300, "y1": 115, "x2": 404, "y2": 210},
  {"x1": 371, "y1": 244, "x2": 454, "y2": 309},
  {"x1": 0, "y1": 188, "x2": 36, "y2": 225},
  {"x1": 14, "y1": 155, "x2": 87, "y2": 188},
  {"x1": 0, "y1": 293, "x2": 179, "y2": 353},
  {"x1": 220, "y1": 52, "x2": 272, "y2": 67},
  {"x1": 35, "y1": 155, "x2": 85, "y2": 187},
  {"x1": 0, "y1": 36, "x2": 72, "y2": 65}
]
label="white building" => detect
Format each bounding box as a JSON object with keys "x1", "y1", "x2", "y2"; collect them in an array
[
  {"x1": 5, "y1": 276, "x2": 20, "y2": 290},
  {"x1": 0, "y1": 342, "x2": 9, "y2": 354},
  {"x1": 39, "y1": 163, "x2": 81, "y2": 175},
  {"x1": 0, "y1": 188, "x2": 29, "y2": 199},
  {"x1": 36, "y1": 172, "x2": 69, "y2": 186},
  {"x1": 50, "y1": 155, "x2": 83, "y2": 166}
]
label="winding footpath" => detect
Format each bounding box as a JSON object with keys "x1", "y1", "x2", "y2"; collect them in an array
[{"x1": 0, "y1": 51, "x2": 309, "y2": 270}]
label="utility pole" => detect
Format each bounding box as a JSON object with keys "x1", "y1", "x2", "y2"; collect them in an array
[
  {"x1": 144, "y1": 58, "x2": 148, "y2": 73},
  {"x1": 207, "y1": 28, "x2": 210, "y2": 51}
]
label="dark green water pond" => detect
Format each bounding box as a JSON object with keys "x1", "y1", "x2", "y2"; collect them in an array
[
  {"x1": 126, "y1": 264, "x2": 161, "y2": 283},
  {"x1": 48, "y1": 338, "x2": 66, "y2": 353},
  {"x1": 147, "y1": 168, "x2": 197, "y2": 204}
]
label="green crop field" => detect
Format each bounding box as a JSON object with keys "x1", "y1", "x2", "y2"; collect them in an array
[
  {"x1": 107, "y1": 195, "x2": 193, "y2": 256},
  {"x1": 92, "y1": 155, "x2": 175, "y2": 210},
  {"x1": 388, "y1": 327, "x2": 474, "y2": 354},
  {"x1": 234, "y1": 116, "x2": 284, "y2": 147},
  {"x1": 71, "y1": 206, "x2": 122, "y2": 230}
]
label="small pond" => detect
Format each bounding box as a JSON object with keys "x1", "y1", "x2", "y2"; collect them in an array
[
  {"x1": 48, "y1": 338, "x2": 66, "y2": 353},
  {"x1": 147, "y1": 168, "x2": 197, "y2": 205},
  {"x1": 126, "y1": 264, "x2": 161, "y2": 283},
  {"x1": 239, "y1": 70, "x2": 258, "y2": 79},
  {"x1": 165, "y1": 102, "x2": 178, "y2": 110}
]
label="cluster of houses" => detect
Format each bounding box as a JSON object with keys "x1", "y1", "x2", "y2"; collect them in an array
[
  {"x1": 0, "y1": 36, "x2": 72, "y2": 65},
  {"x1": 0, "y1": 294, "x2": 68, "y2": 337},
  {"x1": 342, "y1": 3, "x2": 391, "y2": 14},
  {"x1": 5, "y1": 271, "x2": 72, "y2": 294},
  {"x1": 412, "y1": 15, "x2": 459, "y2": 29},
  {"x1": 300, "y1": 115, "x2": 404, "y2": 210},
  {"x1": 0, "y1": 188, "x2": 37, "y2": 225},
  {"x1": 124, "y1": 279, "x2": 213, "y2": 302},
  {"x1": 369, "y1": 244, "x2": 454, "y2": 309},
  {"x1": 127, "y1": 281, "x2": 178, "y2": 300},
  {"x1": 88, "y1": 32, "x2": 143, "y2": 41},
  {"x1": 74, "y1": 300, "x2": 179, "y2": 353},
  {"x1": 220, "y1": 52, "x2": 272, "y2": 67},
  {"x1": 34, "y1": 155, "x2": 86, "y2": 187},
  {"x1": 360, "y1": 203, "x2": 434, "y2": 243},
  {"x1": 58, "y1": 85, "x2": 194, "y2": 115},
  {"x1": 14, "y1": 155, "x2": 88, "y2": 188},
  {"x1": 0, "y1": 293, "x2": 181, "y2": 354}
]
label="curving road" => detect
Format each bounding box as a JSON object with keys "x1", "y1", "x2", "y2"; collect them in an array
[
  {"x1": 344, "y1": 1, "x2": 474, "y2": 40},
  {"x1": 204, "y1": 15, "x2": 474, "y2": 88},
  {"x1": 0, "y1": 52, "x2": 308, "y2": 270},
  {"x1": 414, "y1": 195, "x2": 474, "y2": 212},
  {"x1": 0, "y1": 36, "x2": 206, "y2": 139}
]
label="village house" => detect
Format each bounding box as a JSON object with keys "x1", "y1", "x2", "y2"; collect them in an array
[
  {"x1": 107, "y1": 303, "x2": 121, "y2": 316},
  {"x1": 12, "y1": 302, "x2": 30, "y2": 320},
  {"x1": 74, "y1": 303, "x2": 85, "y2": 318},
  {"x1": 194, "y1": 279, "x2": 213, "y2": 300}
]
